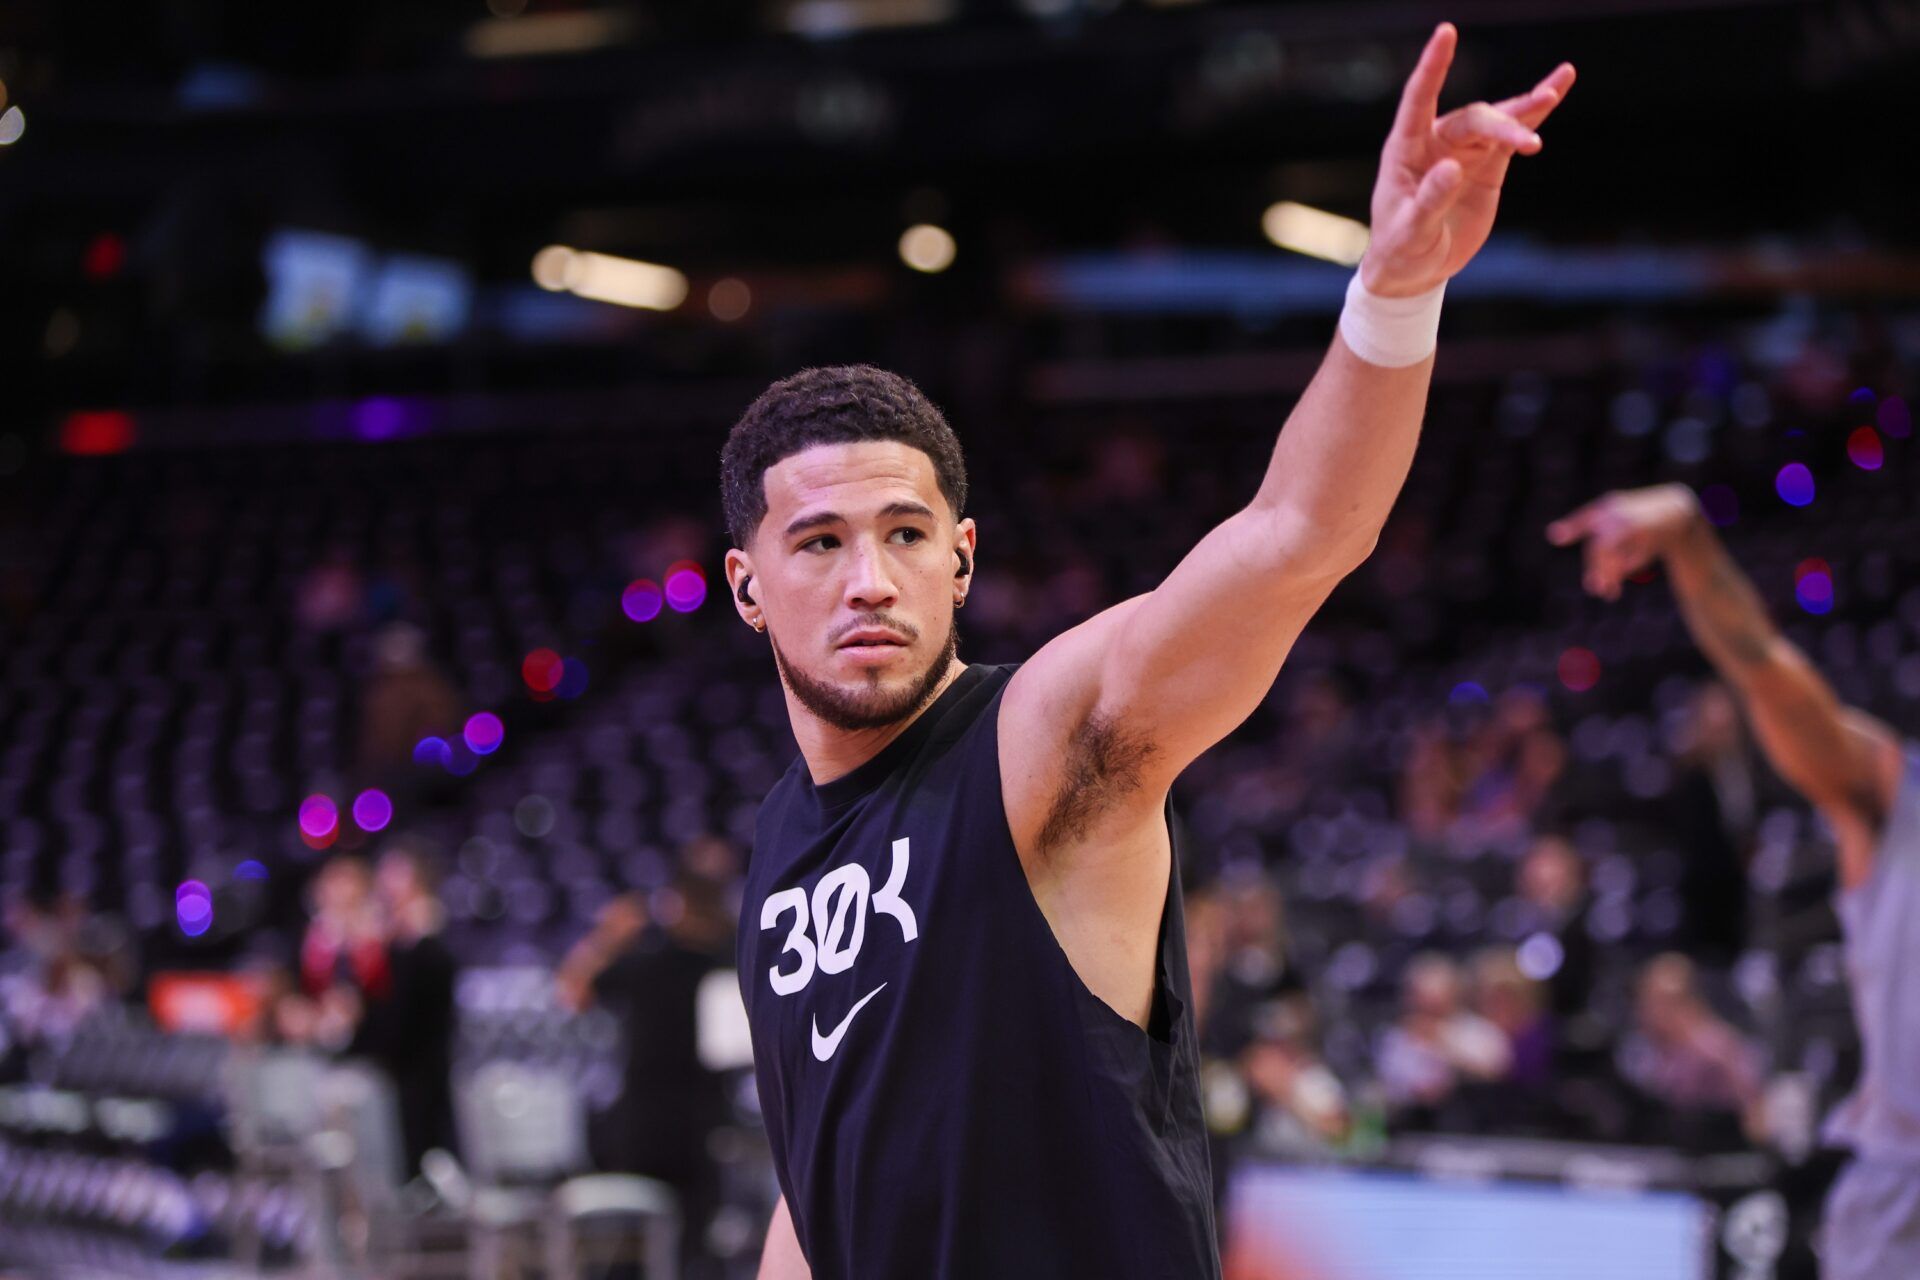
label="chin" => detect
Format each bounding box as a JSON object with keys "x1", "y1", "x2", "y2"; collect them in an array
[{"x1": 770, "y1": 623, "x2": 957, "y2": 734}]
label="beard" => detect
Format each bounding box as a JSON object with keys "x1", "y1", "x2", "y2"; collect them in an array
[{"x1": 769, "y1": 614, "x2": 958, "y2": 732}]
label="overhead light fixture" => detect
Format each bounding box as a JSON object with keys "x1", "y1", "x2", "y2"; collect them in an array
[
  {"x1": 529, "y1": 245, "x2": 687, "y2": 311},
  {"x1": 531, "y1": 245, "x2": 576, "y2": 292},
  {"x1": 466, "y1": 9, "x2": 630, "y2": 58},
  {"x1": 1262, "y1": 201, "x2": 1369, "y2": 266},
  {"x1": 899, "y1": 224, "x2": 956, "y2": 274},
  {"x1": 787, "y1": 0, "x2": 956, "y2": 38}
]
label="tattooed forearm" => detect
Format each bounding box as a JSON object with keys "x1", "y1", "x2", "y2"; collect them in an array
[{"x1": 1664, "y1": 511, "x2": 1776, "y2": 675}]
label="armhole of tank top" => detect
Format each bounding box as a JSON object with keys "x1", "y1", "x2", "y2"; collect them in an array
[{"x1": 985, "y1": 678, "x2": 1184, "y2": 1047}]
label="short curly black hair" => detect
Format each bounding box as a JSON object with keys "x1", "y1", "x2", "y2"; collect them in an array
[{"x1": 720, "y1": 364, "x2": 968, "y2": 550}]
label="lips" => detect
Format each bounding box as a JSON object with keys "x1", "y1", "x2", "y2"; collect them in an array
[{"x1": 837, "y1": 629, "x2": 909, "y2": 649}]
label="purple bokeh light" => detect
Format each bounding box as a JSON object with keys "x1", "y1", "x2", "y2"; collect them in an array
[
  {"x1": 464, "y1": 712, "x2": 504, "y2": 756},
  {"x1": 622, "y1": 579, "x2": 664, "y2": 623},
  {"x1": 414, "y1": 735, "x2": 452, "y2": 769},
  {"x1": 1775, "y1": 463, "x2": 1815, "y2": 507},
  {"x1": 1795, "y1": 558, "x2": 1834, "y2": 616},
  {"x1": 353, "y1": 789, "x2": 394, "y2": 832},
  {"x1": 557, "y1": 657, "x2": 590, "y2": 700},
  {"x1": 353, "y1": 396, "x2": 409, "y2": 442},
  {"x1": 1795, "y1": 570, "x2": 1834, "y2": 615},
  {"x1": 1448, "y1": 681, "x2": 1488, "y2": 705},
  {"x1": 176, "y1": 880, "x2": 214, "y2": 937},
  {"x1": 298, "y1": 794, "x2": 339, "y2": 840},
  {"x1": 665, "y1": 568, "x2": 707, "y2": 613}
]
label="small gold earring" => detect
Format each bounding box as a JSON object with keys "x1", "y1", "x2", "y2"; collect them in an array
[{"x1": 750, "y1": 617, "x2": 766, "y2": 633}]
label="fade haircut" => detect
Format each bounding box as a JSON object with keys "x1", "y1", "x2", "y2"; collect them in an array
[{"x1": 720, "y1": 364, "x2": 968, "y2": 551}]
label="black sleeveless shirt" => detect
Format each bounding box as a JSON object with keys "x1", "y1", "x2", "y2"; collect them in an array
[{"x1": 738, "y1": 663, "x2": 1219, "y2": 1279}]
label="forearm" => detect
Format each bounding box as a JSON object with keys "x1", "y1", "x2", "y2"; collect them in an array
[
  {"x1": 1248, "y1": 330, "x2": 1435, "y2": 574},
  {"x1": 1659, "y1": 499, "x2": 1888, "y2": 819},
  {"x1": 553, "y1": 935, "x2": 620, "y2": 1011},
  {"x1": 757, "y1": 1196, "x2": 811, "y2": 1280},
  {"x1": 1660, "y1": 507, "x2": 1780, "y2": 682}
]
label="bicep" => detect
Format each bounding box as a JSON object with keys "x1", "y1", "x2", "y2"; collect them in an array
[{"x1": 1093, "y1": 506, "x2": 1351, "y2": 784}]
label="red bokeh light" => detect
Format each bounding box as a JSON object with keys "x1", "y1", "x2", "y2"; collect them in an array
[
  {"x1": 522, "y1": 647, "x2": 564, "y2": 694},
  {"x1": 59, "y1": 410, "x2": 137, "y2": 456},
  {"x1": 83, "y1": 232, "x2": 127, "y2": 281},
  {"x1": 1557, "y1": 647, "x2": 1601, "y2": 693}
]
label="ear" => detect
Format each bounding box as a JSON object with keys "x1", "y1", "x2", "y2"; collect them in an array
[
  {"x1": 954, "y1": 518, "x2": 978, "y2": 597},
  {"x1": 724, "y1": 549, "x2": 759, "y2": 627}
]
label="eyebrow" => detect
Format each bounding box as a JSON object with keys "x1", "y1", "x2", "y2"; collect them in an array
[{"x1": 783, "y1": 501, "x2": 939, "y2": 539}]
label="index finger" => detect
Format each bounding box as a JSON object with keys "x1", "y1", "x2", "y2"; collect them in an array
[
  {"x1": 1494, "y1": 63, "x2": 1578, "y2": 130},
  {"x1": 1391, "y1": 23, "x2": 1459, "y2": 145},
  {"x1": 1546, "y1": 500, "x2": 1603, "y2": 545}
]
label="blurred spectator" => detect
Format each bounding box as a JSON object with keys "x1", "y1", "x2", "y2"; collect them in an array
[
  {"x1": 1400, "y1": 719, "x2": 1472, "y2": 840},
  {"x1": 0, "y1": 893, "x2": 121, "y2": 1039},
  {"x1": 1459, "y1": 688, "x2": 1570, "y2": 840},
  {"x1": 1242, "y1": 1001, "x2": 1351, "y2": 1153},
  {"x1": 1376, "y1": 953, "x2": 1511, "y2": 1128},
  {"x1": 297, "y1": 855, "x2": 387, "y2": 1050},
  {"x1": 1190, "y1": 874, "x2": 1328, "y2": 1236},
  {"x1": 1668, "y1": 681, "x2": 1755, "y2": 960},
  {"x1": 1403, "y1": 690, "x2": 1570, "y2": 845},
  {"x1": 1516, "y1": 834, "x2": 1599, "y2": 1034},
  {"x1": 348, "y1": 841, "x2": 459, "y2": 1177},
  {"x1": 355, "y1": 622, "x2": 464, "y2": 783},
  {"x1": 559, "y1": 855, "x2": 738, "y2": 1277},
  {"x1": 1470, "y1": 948, "x2": 1553, "y2": 1093},
  {"x1": 1621, "y1": 953, "x2": 1764, "y2": 1149}
]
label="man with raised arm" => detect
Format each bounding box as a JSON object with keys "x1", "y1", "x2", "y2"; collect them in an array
[
  {"x1": 1550, "y1": 483, "x2": 1920, "y2": 1279},
  {"x1": 723, "y1": 24, "x2": 1575, "y2": 1279}
]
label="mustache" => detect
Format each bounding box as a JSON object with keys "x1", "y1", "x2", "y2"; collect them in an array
[{"x1": 829, "y1": 613, "x2": 920, "y2": 645}]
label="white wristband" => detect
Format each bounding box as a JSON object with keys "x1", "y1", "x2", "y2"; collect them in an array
[{"x1": 1338, "y1": 272, "x2": 1445, "y2": 368}]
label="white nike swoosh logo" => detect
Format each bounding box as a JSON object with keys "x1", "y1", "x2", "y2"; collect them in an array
[{"x1": 811, "y1": 982, "x2": 887, "y2": 1062}]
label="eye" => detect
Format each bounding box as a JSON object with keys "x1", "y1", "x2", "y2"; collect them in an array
[
  {"x1": 889, "y1": 528, "x2": 925, "y2": 545},
  {"x1": 799, "y1": 535, "x2": 839, "y2": 553}
]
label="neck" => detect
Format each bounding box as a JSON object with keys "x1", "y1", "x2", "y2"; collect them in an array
[{"x1": 788, "y1": 657, "x2": 967, "y2": 785}]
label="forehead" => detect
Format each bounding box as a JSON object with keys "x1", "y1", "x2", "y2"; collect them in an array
[{"x1": 759, "y1": 440, "x2": 947, "y2": 523}]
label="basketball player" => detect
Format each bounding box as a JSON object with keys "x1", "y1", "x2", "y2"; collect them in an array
[
  {"x1": 1550, "y1": 483, "x2": 1920, "y2": 1279},
  {"x1": 724, "y1": 25, "x2": 1575, "y2": 1278}
]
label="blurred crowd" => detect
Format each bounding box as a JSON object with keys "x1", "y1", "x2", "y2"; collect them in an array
[{"x1": 1, "y1": 295, "x2": 1914, "y2": 1276}]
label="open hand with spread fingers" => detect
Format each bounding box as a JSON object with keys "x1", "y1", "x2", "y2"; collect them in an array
[{"x1": 1363, "y1": 24, "x2": 1576, "y2": 298}]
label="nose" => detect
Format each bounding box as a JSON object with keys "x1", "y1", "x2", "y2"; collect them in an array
[{"x1": 841, "y1": 536, "x2": 900, "y2": 613}]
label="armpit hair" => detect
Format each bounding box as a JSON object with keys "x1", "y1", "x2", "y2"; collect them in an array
[{"x1": 1033, "y1": 710, "x2": 1159, "y2": 857}]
